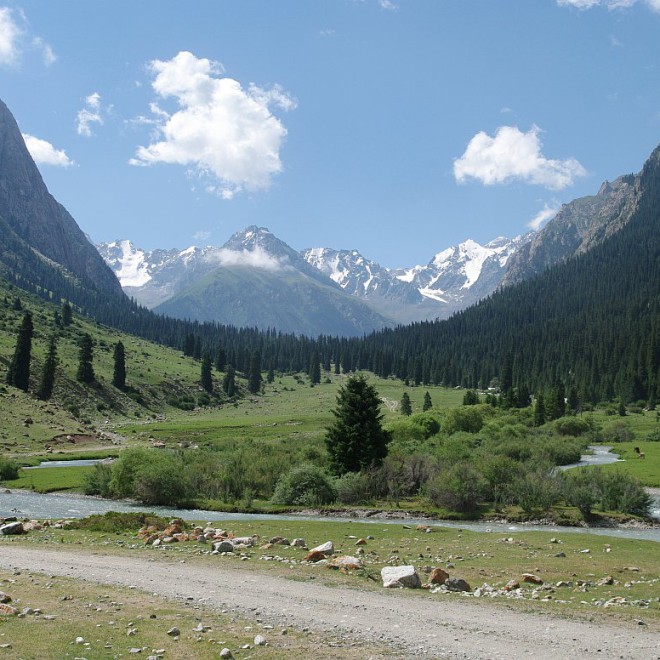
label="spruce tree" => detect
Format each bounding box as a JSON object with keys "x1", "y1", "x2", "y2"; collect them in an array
[
  {"x1": 325, "y1": 375, "x2": 391, "y2": 475},
  {"x1": 62, "y1": 302, "x2": 72, "y2": 326},
  {"x1": 201, "y1": 354, "x2": 213, "y2": 393},
  {"x1": 222, "y1": 364, "x2": 236, "y2": 397},
  {"x1": 534, "y1": 393, "x2": 546, "y2": 427},
  {"x1": 247, "y1": 351, "x2": 262, "y2": 394},
  {"x1": 76, "y1": 333, "x2": 95, "y2": 384},
  {"x1": 7, "y1": 311, "x2": 33, "y2": 392},
  {"x1": 215, "y1": 346, "x2": 226, "y2": 372},
  {"x1": 309, "y1": 351, "x2": 321, "y2": 385},
  {"x1": 423, "y1": 390, "x2": 432, "y2": 411},
  {"x1": 400, "y1": 392, "x2": 412, "y2": 416},
  {"x1": 112, "y1": 341, "x2": 126, "y2": 389},
  {"x1": 37, "y1": 335, "x2": 58, "y2": 400}
]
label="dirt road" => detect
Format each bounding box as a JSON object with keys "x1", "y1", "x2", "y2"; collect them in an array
[{"x1": 0, "y1": 547, "x2": 658, "y2": 658}]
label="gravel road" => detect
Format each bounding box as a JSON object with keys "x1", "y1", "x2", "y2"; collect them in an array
[{"x1": 1, "y1": 547, "x2": 658, "y2": 659}]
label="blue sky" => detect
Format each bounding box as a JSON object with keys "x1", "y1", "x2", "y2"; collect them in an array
[{"x1": 1, "y1": 0, "x2": 659, "y2": 268}]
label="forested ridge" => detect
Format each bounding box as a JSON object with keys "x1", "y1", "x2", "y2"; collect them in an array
[{"x1": 2, "y1": 148, "x2": 659, "y2": 404}]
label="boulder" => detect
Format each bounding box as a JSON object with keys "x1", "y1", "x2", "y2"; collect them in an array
[
  {"x1": 428, "y1": 567, "x2": 449, "y2": 585},
  {"x1": 445, "y1": 577, "x2": 471, "y2": 592},
  {"x1": 0, "y1": 603, "x2": 18, "y2": 616},
  {"x1": 597, "y1": 575, "x2": 614, "y2": 586},
  {"x1": 0, "y1": 592, "x2": 11, "y2": 604},
  {"x1": 304, "y1": 550, "x2": 327, "y2": 563},
  {"x1": 310, "y1": 541, "x2": 334, "y2": 555},
  {"x1": 213, "y1": 540, "x2": 235, "y2": 553},
  {"x1": 329, "y1": 556, "x2": 364, "y2": 570},
  {"x1": 381, "y1": 565, "x2": 421, "y2": 589},
  {"x1": 522, "y1": 573, "x2": 543, "y2": 585},
  {"x1": 504, "y1": 579, "x2": 520, "y2": 591},
  {"x1": 0, "y1": 522, "x2": 25, "y2": 535},
  {"x1": 291, "y1": 538, "x2": 306, "y2": 547}
]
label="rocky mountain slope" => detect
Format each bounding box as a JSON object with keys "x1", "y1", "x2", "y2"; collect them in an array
[{"x1": 0, "y1": 98, "x2": 122, "y2": 297}]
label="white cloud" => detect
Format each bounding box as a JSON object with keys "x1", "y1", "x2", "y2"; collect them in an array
[
  {"x1": 76, "y1": 92, "x2": 104, "y2": 136},
  {"x1": 558, "y1": 0, "x2": 660, "y2": 12},
  {"x1": 379, "y1": 0, "x2": 398, "y2": 10},
  {"x1": 0, "y1": 7, "x2": 22, "y2": 65},
  {"x1": 207, "y1": 246, "x2": 285, "y2": 271},
  {"x1": 453, "y1": 125, "x2": 586, "y2": 190},
  {"x1": 131, "y1": 51, "x2": 296, "y2": 199},
  {"x1": 0, "y1": 8, "x2": 56, "y2": 67},
  {"x1": 22, "y1": 133, "x2": 73, "y2": 167},
  {"x1": 527, "y1": 202, "x2": 560, "y2": 230},
  {"x1": 193, "y1": 230, "x2": 211, "y2": 241}
]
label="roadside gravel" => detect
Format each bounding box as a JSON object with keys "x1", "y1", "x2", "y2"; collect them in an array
[{"x1": 0, "y1": 547, "x2": 658, "y2": 659}]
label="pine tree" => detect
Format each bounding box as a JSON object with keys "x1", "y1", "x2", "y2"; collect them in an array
[
  {"x1": 247, "y1": 351, "x2": 262, "y2": 394},
  {"x1": 76, "y1": 333, "x2": 95, "y2": 384},
  {"x1": 400, "y1": 392, "x2": 412, "y2": 416},
  {"x1": 7, "y1": 311, "x2": 33, "y2": 391},
  {"x1": 549, "y1": 380, "x2": 566, "y2": 420},
  {"x1": 534, "y1": 393, "x2": 546, "y2": 427},
  {"x1": 183, "y1": 333, "x2": 195, "y2": 357},
  {"x1": 62, "y1": 302, "x2": 72, "y2": 326},
  {"x1": 201, "y1": 354, "x2": 213, "y2": 393},
  {"x1": 567, "y1": 386, "x2": 580, "y2": 414},
  {"x1": 222, "y1": 364, "x2": 236, "y2": 397},
  {"x1": 325, "y1": 375, "x2": 391, "y2": 475},
  {"x1": 309, "y1": 351, "x2": 321, "y2": 385},
  {"x1": 423, "y1": 390, "x2": 432, "y2": 411},
  {"x1": 37, "y1": 335, "x2": 58, "y2": 400},
  {"x1": 112, "y1": 341, "x2": 126, "y2": 390},
  {"x1": 215, "y1": 346, "x2": 226, "y2": 372}
]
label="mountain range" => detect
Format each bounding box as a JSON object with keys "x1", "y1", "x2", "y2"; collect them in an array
[{"x1": 97, "y1": 163, "x2": 644, "y2": 335}]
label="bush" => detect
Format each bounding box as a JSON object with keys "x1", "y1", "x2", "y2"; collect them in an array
[
  {"x1": 83, "y1": 463, "x2": 113, "y2": 497},
  {"x1": 272, "y1": 465, "x2": 336, "y2": 506},
  {"x1": 0, "y1": 458, "x2": 19, "y2": 480},
  {"x1": 555, "y1": 417, "x2": 591, "y2": 437},
  {"x1": 510, "y1": 469, "x2": 561, "y2": 514},
  {"x1": 601, "y1": 421, "x2": 635, "y2": 443},
  {"x1": 443, "y1": 407, "x2": 484, "y2": 435},
  {"x1": 133, "y1": 454, "x2": 190, "y2": 506},
  {"x1": 70, "y1": 511, "x2": 170, "y2": 533},
  {"x1": 427, "y1": 461, "x2": 485, "y2": 513},
  {"x1": 335, "y1": 471, "x2": 377, "y2": 505}
]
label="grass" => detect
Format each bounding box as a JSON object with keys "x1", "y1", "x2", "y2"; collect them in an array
[
  {"x1": 2, "y1": 515, "x2": 659, "y2": 628},
  {"x1": 597, "y1": 441, "x2": 660, "y2": 487},
  {"x1": 1, "y1": 465, "x2": 96, "y2": 493}
]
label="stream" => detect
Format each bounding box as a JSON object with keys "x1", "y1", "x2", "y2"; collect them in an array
[{"x1": 3, "y1": 447, "x2": 659, "y2": 542}]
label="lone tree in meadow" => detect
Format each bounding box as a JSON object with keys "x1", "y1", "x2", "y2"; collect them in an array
[
  {"x1": 112, "y1": 341, "x2": 126, "y2": 390},
  {"x1": 37, "y1": 335, "x2": 58, "y2": 400},
  {"x1": 7, "y1": 311, "x2": 33, "y2": 392},
  {"x1": 247, "y1": 350, "x2": 262, "y2": 394},
  {"x1": 423, "y1": 390, "x2": 433, "y2": 411},
  {"x1": 76, "y1": 333, "x2": 95, "y2": 384},
  {"x1": 325, "y1": 374, "x2": 391, "y2": 475}
]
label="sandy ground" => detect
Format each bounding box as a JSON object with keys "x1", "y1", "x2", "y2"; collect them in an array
[{"x1": 0, "y1": 547, "x2": 658, "y2": 659}]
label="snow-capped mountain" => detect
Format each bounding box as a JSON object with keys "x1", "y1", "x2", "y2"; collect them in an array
[
  {"x1": 98, "y1": 228, "x2": 532, "y2": 328},
  {"x1": 302, "y1": 234, "x2": 530, "y2": 321}
]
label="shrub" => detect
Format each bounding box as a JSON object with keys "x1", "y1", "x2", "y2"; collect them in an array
[
  {"x1": 443, "y1": 407, "x2": 484, "y2": 435},
  {"x1": 427, "y1": 461, "x2": 485, "y2": 513},
  {"x1": 82, "y1": 463, "x2": 113, "y2": 497},
  {"x1": 335, "y1": 471, "x2": 377, "y2": 505},
  {"x1": 0, "y1": 458, "x2": 19, "y2": 480},
  {"x1": 510, "y1": 469, "x2": 561, "y2": 514},
  {"x1": 601, "y1": 421, "x2": 635, "y2": 443},
  {"x1": 555, "y1": 417, "x2": 591, "y2": 437},
  {"x1": 272, "y1": 465, "x2": 336, "y2": 506},
  {"x1": 133, "y1": 454, "x2": 190, "y2": 506},
  {"x1": 71, "y1": 511, "x2": 170, "y2": 532}
]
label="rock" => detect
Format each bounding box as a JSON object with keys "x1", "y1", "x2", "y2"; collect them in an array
[
  {"x1": 75, "y1": 636, "x2": 85, "y2": 644},
  {"x1": 504, "y1": 579, "x2": 520, "y2": 591},
  {"x1": 381, "y1": 565, "x2": 421, "y2": 589},
  {"x1": 220, "y1": 649, "x2": 233, "y2": 659},
  {"x1": 554, "y1": 552, "x2": 566, "y2": 558},
  {"x1": 522, "y1": 573, "x2": 543, "y2": 585},
  {"x1": 254, "y1": 635, "x2": 267, "y2": 646},
  {"x1": 0, "y1": 603, "x2": 18, "y2": 616},
  {"x1": 0, "y1": 592, "x2": 11, "y2": 604},
  {"x1": 304, "y1": 550, "x2": 327, "y2": 563},
  {"x1": 233, "y1": 536, "x2": 257, "y2": 547},
  {"x1": 329, "y1": 556, "x2": 364, "y2": 570},
  {"x1": 0, "y1": 522, "x2": 25, "y2": 535},
  {"x1": 355, "y1": 538, "x2": 367, "y2": 546},
  {"x1": 129, "y1": 648, "x2": 142, "y2": 653},
  {"x1": 428, "y1": 568, "x2": 449, "y2": 585},
  {"x1": 597, "y1": 575, "x2": 614, "y2": 586},
  {"x1": 291, "y1": 538, "x2": 306, "y2": 547},
  {"x1": 213, "y1": 540, "x2": 235, "y2": 553},
  {"x1": 445, "y1": 577, "x2": 471, "y2": 592},
  {"x1": 310, "y1": 541, "x2": 334, "y2": 555},
  {"x1": 166, "y1": 627, "x2": 180, "y2": 637}
]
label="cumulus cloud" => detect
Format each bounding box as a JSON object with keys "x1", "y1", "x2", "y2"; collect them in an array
[
  {"x1": 0, "y1": 7, "x2": 22, "y2": 65},
  {"x1": 76, "y1": 92, "x2": 104, "y2": 137},
  {"x1": 0, "y1": 8, "x2": 55, "y2": 67},
  {"x1": 558, "y1": 0, "x2": 660, "y2": 12},
  {"x1": 206, "y1": 246, "x2": 285, "y2": 271},
  {"x1": 22, "y1": 133, "x2": 73, "y2": 167},
  {"x1": 453, "y1": 125, "x2": 586, "y2": 190},
  {"x1": 527, "y1": 202, "x2": 560, "y2": 230},
  {"x1": 130, "y1": 51, "x2": 297, "y2": 199}
]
